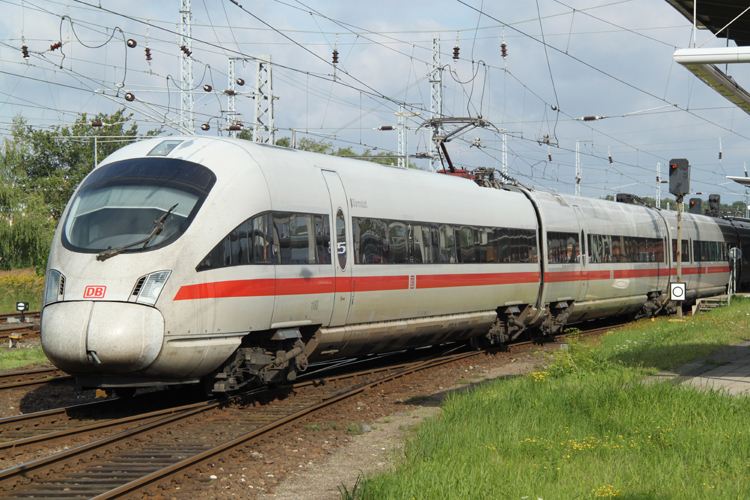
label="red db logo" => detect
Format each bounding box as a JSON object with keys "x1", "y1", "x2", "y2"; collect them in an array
[{"x1": 84, "y1": 286, "x2": 107, "y2": 299}]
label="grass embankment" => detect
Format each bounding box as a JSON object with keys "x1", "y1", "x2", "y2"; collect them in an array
[
  {"x1": 0, "y1": 268, "x2": 47, "y2": 371},
  {"x1": 0, "y1": 268, "x2": 43, "y2": 313},
  {"x1": 352, "y1": 297, "x2": 750, "y2": 499}
]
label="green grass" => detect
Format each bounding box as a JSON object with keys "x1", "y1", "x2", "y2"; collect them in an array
[
  {"x1": 0, "y1": 272, "x2": 44, "y2": 313},
  {"x1": 0, "y1": 347, "x2": 49, "y2": 372},
  {"x1": 350, "y1": 297, "x2": 750, "y2": 499}
]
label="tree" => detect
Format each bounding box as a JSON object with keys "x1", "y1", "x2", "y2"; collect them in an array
[
  {"x1": 296, "y1": 137, "x2": 420, "y2": 168},
  {"x1": 0, "y1": 110, "x2": 161, "y2": 271}
]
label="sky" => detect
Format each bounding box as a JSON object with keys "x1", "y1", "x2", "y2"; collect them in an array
[{"x1": 2, "y1": 0, "x2": 750, "y2": 207}]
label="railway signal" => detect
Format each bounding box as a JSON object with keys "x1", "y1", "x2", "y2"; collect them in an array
[{"x1": 669, "y1": 158, "x2": 690, "y2": 318}]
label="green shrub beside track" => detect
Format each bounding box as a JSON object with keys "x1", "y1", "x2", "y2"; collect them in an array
[
  {"x1": 0, "y1": 270, "x2": 43, "y2": 314},
  {"x1": 354, "y1": 298, "x2": 750, "y2": 499}
]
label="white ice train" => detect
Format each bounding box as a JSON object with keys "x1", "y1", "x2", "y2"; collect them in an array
[{"x1": 41, "y1": 136, "x2": 741, "y2": 394}]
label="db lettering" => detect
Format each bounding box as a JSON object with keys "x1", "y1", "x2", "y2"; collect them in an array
[{"x1": 84, "y1": 286, "x2": 107, "y2": 299}]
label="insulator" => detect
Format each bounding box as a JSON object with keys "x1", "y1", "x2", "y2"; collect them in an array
[
  {"x1": 90, "y1": 121, "x2": 103, "y2": 127},
  {"x1": 223, "y1": 89, "x2": 237, "y2": 96},
  {"x1": 719, "y1": 151, "x2": 723, "y2": 159},
  {"x1": 609, "y1": 155, "x2": 613, "y2": 164},
  {"x1": 582, "y1": 116, "x2": 598, "y2": 121},
  {"x1": 180, "y1": 45, "x2": 192, "y2": 56},
  {"x1": 124, "y1": 92, "x2": 135, "y2": 102},
  {"x1": 332, "y1": 49, "x2": 339, "y2": 64},
  {"x1": 21, "y1": 45, "x2": 29, "y2": 58},
  {"x1": 203, "y1": 84, "x2": 212, "y2": 92},
  {"x1": 228, "y1": 125, "x2": 243, "y2": 131},
  {"x1": 453, "y1": 46, "x2": 460, "y2": 61},
  {"x1": 501, "y1": 42, "x2": 507, "y2": 58},
  {"x1": 145, "y1": 47, "x2": 152, "y2": 61},
  {"x1": 378, "y1": 125, "x2": 394, "y2": 131},
  {"x1": 551, "y1": 105, "x2": 557, "y2": 111},
  {"x1": 50, "y1": 42, "x2": 62, "y2": 52},
  {"x1": 236, "y1": 78, "x2": 245, "y2": 86},
  {"x1": 126, "y1": 39, "x2": 137, "y2": 48},
  {"x1": 201, "y1": 123, "x2": 210, "y2": 131},
  {"x1": 548, "y1": 154, "x2": 552, "y2": 162}
]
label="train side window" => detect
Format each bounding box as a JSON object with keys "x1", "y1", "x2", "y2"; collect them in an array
[
  {"x1": 430, "y1": 227, "x2": 440, "y2": 263},
  {"x1": 457, "y1": 226, "x2": 476, "y2": 263},
  {"x1": 388, "y1": 222, "x2": 408, "y2": 264},
  {"x1": 315, "y1": 215, "x2": 331, "y2": 264},
  {"x1": 292, "y1": 214, "x2": 313, "y2": 264},
  {"x1": 547, "y1": 232, "x2": 579, "y2": 264},
  {"x1": 273, "y1": 213, "x2": 292, "y2": 264},
  {"x1": 439, "y1": 225, "x2": 457, "y2": 263},
  {"x1": 336, "y1": 209, "x2": 347, "y2": 270},
  {"x1": 672, "y1": 239, "x2": 690, "y2": 263},
  {"x1": 412, "y1": 225, "x2": 429, "y2": 263},
  {"x1": 355, "y1": 217, "x2": 387, "y2": 264},
  {"x1": 654, "y1": 238, "x2": 664, "y2": 263},
  {"x1": 495, "y1": 228, "x2": 510, "y2": 263},
  {"x1": 477, "y1": 228, "x2": 493, "y2": 263},
  {"x1": 252, "y1": 214, "x2": 273, "y2": 264}
]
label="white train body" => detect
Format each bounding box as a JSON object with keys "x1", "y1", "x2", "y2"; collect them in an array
[{"x1": 40, "y1": 137, "x2": 732, "y2": 392}]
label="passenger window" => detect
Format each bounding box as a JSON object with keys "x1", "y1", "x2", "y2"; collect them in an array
[
  {"x1": 439, "y1": 225, "x2": 457, "y2": 263},
  {"x1": 315, "y1": 215, "x2": 331, "y2": 264},
  {"x1": 253, "y1": 214, "x2": 273, "y2": 263},
  {"x1": 388, "y1": 222, "x2": 408, "y2": 264},
  {"x1": 336, "y1": 209, "x2": 347, "y2": 269}
]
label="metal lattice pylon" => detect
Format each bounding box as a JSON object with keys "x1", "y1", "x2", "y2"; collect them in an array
[
  {"x1": 228, "y1": 58, "x2": 237, "y2": 138},
  {"x1": 429, "y1": 36, "x2": 443, "y2": 172},
  {"x1": 397, "y1": 104, "x2": 407, "y2": 168},
  {"x1": 179, "y1": 0, "x2": 194, "y2": 134},
  {"x1": 254, "y1": 54, "x2": 275, "y2": 144}
]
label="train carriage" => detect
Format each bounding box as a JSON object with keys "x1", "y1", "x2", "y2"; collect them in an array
[{"x1": 40, "y1": 136, "x2": 739, "y2": 393}]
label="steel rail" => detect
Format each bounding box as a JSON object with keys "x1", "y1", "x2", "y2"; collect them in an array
[{"x1": 89, "y1": 351, "x2": 479, "y2": 499}]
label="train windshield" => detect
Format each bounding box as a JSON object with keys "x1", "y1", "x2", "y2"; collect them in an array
[{"x1": 62, "y1": 157, "x2": 216, "y2": 254}]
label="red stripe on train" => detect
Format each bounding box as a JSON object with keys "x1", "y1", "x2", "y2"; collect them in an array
[{"x1": 174, "y1": 272, "x2": 541, "y2": 300}]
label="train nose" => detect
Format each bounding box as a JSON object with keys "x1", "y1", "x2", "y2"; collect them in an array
[{"x1": 42, "y1": 301, "x2": 164, "y2": 374}]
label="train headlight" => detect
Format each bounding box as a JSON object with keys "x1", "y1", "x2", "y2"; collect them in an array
[
  {"x1": 135, "y1": 271, "x2": 171, "y2": 306},
  {"x1": 44, "y1": 270, "x2": 65, "y2": 306}
]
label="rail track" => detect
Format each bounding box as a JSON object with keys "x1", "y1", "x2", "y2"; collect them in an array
[
  {"x1": 0, "y1": 312, "x2": 40, "y2": 325},
  {"x1": 0, "y1": 318, "x2": 627, "y2": 498},
  {"x1": 0, "y1": 367, "x2": 72, "y2": 391},
  {"x1": 0, "y1": 349, "x2": 479, "y2": 499}
]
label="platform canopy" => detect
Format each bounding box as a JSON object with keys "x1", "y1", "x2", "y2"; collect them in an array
[
  {"x1": 666, "y1": 0, "x2": 750, "y2": 47},
  {"x1": 727, "y1": 176, "x2": 750, "y2": 187}
]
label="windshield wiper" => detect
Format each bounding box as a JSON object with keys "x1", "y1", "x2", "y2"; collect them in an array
[{"x1": 96, "y1": 204, "x2": 178, "y2": 262}]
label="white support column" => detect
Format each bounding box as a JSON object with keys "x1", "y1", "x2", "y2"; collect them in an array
[
  {"x1": 575, "y1": 140, "x2": 582, "y2": 196},
  {"x1": 179, "y1": 0, "x2": 194, "y2": 134},
  {"x1": 429, "y1": 36, "x2": 443, "y2": 172},
  {"x1": 656, "y1": 162, "x2": 661, "y2": 208},
  {"x1": 397, "y1": 103, "x2": 406, "y2": 169},
  {"x1": 254, "y1": 54, "x2": 275, "y2": 144},
  {"x1": 228, "y1": 58, "x2": 237, "y2": 138},
  {"x1": 502, "y1": 130, "x2": 508, "y2": 176}
]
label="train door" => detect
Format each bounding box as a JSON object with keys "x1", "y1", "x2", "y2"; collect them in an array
[
  {"x1": 321, "y1": 170, "x2": 353, "y2": 326},
  {"x1": 573, "y1": 206, "x2": 590, "y2": 300}
]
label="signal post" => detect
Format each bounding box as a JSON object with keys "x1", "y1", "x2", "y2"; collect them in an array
[{"x1": 669, "y1": 159, "x2": 690, "y2": 318}]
